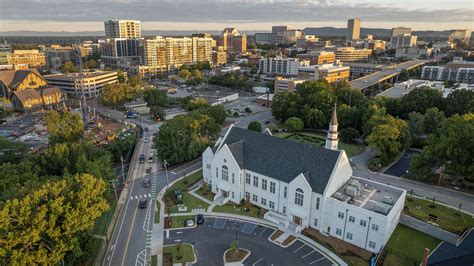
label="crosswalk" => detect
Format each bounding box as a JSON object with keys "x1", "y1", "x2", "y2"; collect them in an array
[{"x1": 130, "y1": 194, "x2": 152, "y2": 200}]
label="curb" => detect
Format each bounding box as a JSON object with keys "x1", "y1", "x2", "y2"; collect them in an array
[{"x1": 223, "y1": 248, "x2": 251, "y2": 265}]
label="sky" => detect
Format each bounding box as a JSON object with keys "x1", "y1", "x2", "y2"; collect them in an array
[{"x1": 0, "y1": 0, "x2": 473, "y2": 32}]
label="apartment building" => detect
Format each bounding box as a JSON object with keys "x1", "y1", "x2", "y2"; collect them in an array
[
  {"x1": 332, "y1": 47, "x2": 372, "y2": 62},
  {"x1": 202, "y1": 112, "x2": 405, "y2": 253},
  {"x1": 259, "y1": 56, "x2": 300, "y2": 76},
  {"x1": 192, "y1": 37, "x2": 213, "y2": 64},
  {"x1": 212, "y1": 47, "x2": 227, "y2": 66},
  {"x1": 390, "y1": 34, "x2": 417, "y2": 49},
  {"x1": 104, "y1": 19, "x2": 141, "y2": 39},
  {"x1": 421, "y1": 60, "x2": 474, "y2": 84},
  {"x1": 7, "y1": 50, "x2": 46, "y2": 68},
  {"x1": 217, "y1": 28, "x2": 247, "y2": 54},
  {"x1": 274, "y1": 77, "x2": 307, "y2": 93},
  {"x1": 44, "y1": 71, "x2": 118, "y2": 98}
]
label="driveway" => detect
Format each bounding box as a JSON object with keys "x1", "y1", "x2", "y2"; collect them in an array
[
  {"x1": 165, "y1": 217, "x2": 334, "y2": 266},
  {"x1": 384, "y1": 150, "x2": 421, "y2": 177}
]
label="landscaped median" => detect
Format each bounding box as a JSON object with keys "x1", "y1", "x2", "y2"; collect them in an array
[
  {"x1": 163, "y1": 170, "x2": 209, "y2": 214},
  {"x1": 163, "y1": 243, "x2": 196, "y2": 266},
  {"x1": 212, "y1": 201, "x2": 262, "y2": 218},
  {"x1": 164, "y1": 215, "x2": 196, "y2": 229}
]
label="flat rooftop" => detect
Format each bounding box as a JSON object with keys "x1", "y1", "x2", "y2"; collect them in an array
[
  {"x1": 332, "y1": 177, "x2": 404, "y2": 216},
  {"x1": 45, "y1": 71, "x2": 116, "y2": 81}
]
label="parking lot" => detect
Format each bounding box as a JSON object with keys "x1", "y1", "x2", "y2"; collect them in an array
[{"x1": 165, "y1": 217, "x2": 334, "y2": 266}]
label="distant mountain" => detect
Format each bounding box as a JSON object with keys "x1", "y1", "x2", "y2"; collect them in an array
[{"x1": 0, "y1": 30, "x2": 266, "y2": 37}]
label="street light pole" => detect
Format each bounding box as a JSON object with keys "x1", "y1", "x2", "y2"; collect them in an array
[{"x1": 120, "y1": 155, "x2": 126, "y2": 184}]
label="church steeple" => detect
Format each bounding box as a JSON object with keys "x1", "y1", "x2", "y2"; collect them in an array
[{"x1": 325, "y1": 103, "x2": 339, "y2": 150}]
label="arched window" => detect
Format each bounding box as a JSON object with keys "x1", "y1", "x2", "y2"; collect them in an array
[
  {"x1": 222, "y1": 165, "x2": 229, "y2": 181},
  {"x1": 295, "y1": 188, "x2": 304, "y2": 206}
]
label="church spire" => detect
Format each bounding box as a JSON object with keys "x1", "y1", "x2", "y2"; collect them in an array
[{"x1": 325, "y1": 103, "x2": 339, "y2": 150}]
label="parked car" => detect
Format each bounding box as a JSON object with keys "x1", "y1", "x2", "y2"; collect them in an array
[
  {"x1": 148, "y1": 156, "x2": 155, "y2": 163},
  {"x1": 197, "y1": 214, "x2": 205, "y2": 225},
  {"x1": 139, "y1": 199, "x2": 147, "y2": 209},
  {"x1": 143, "y1": 178, "x2": 150, "y2": 187},
  {"x1": 144, "y1": 138, "x2": 149, "y2": 143},
  {"x1": 151, "y1": 144, "x2": 156, "y2": 149},
  {"x1": 144, "y1": 127, "x2": 149, "y2": 132},
  {"x1": 146, "y1": 167, "x2": 152, "y2": 174}
]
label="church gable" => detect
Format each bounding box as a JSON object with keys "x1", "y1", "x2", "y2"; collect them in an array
[{"x1": 14, "y1": 71, "x2": 48, "y2": 91}]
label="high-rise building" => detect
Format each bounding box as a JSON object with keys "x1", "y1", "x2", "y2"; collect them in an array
[
  {"x1": 346, "y1": 19, "x2": 361, "y2": 41},
  {"x1": 448, "y1": 29, "x2": 472, "y2": 45},
  {"x1": 100, "y1": 38, "x2": 144, "y2": 67},
  {"x1": 0, "y1": 40, "x2": 12, "y2": 65},
  {"x1": 216, "y1": 28, "x2": 247, "y2": 54},
  {"x1": 7, "y1": 50, "x2": 46, "y2": 68},
  {"x1": 192, "y1": 37, "x2": 213, "y2": 64},
  {"x1": 212, "y1": 47, "x2": 227, "y2": 66},
  {"x1": 272, "y1": 26, "x2": 290, "y2": 34},
  {"x1": 390, "y1": 34, "x2": 417, "y2": 49},
  {"x1": 391, "y1": 27, "x2": 412, "y2": 37},
  {"x1": 259, "y1": 56, "x2": 300, "y2": 76},
  {"x1": 104, "y1": 19, "x2": 141, "y2": 39}
]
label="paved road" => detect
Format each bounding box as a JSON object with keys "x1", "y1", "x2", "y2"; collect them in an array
[
  {"x1": 221, "y1": 110, "x2": 276, "y2": 136},
  {"x1": 384, "y1": 150, "x2": 420, "y2": 177},
  {"x1": 165, "y1": 217, "x2": 333, "y2": 266},
  {"x1": 104, "y1": 128, "x2": 202, "y2": 266},
  {"x1": 350, "y1": 149, "x2": 474, "y2": 214}
]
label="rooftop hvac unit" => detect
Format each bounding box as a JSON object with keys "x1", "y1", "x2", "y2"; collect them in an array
[
  {"x1": 334, "y1": 192, "x2": 345, "y2": 201},
  {"x1": 373, "y1": 202, "x2": 392, "y2": 215},
  {"x1": 344, "y1": 185, "x2": 359, "y2": 197},
  {"x1": 348, "y1": 179, "x2": 362, "y2": 190},
  {"x1": 383, "y1": 196, "x2": 394, "y2": 205}
]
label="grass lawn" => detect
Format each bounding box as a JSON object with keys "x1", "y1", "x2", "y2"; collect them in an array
[
  {"x1": 92, "y1": 201, "x2": 117, "y2": 235},
  {"x1": 166, "y1": 215, "x2": 196, "y2": 228},
  {"x1": 273, "y1": 131, "x2": 364, "y2": 156},
  {"x1": 385, "y1": 224, "x2": 441, "y2": 263},
  {"x1": 163, "y1": 243, "x2": 195, "y2": 263},
  {"x1": 151, "y1": 255, "x2": 157, "y2": 266},
  {"x1": 154, "y1": 201, "x2": 160, "y2": 223},
  {"x1": 213, "y1": 203, "x2": 260, "y2": 218},
  {"x1": 344, "y1": 256, "x2": 369, "y2": 266},
  {"x1": 195, "y1": 185, "x2": 215, "y2": 201},
  {"x1": 165, "y1": 170, "x2": 210, "y2": 213},
  {"x1": 405, "y1": 196, "x2": 474, "y2": 234}
]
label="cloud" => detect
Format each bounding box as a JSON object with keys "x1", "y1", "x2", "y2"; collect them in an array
[{"x1": 0, "y1": 0, "x2": 472, "y2": 25}]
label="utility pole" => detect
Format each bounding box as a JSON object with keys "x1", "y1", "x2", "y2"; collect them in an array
[
  {"x1": 110, "y1": 180, "x2": 118, "y2": 202},
  {"x1": 120, "y1": 155, "x2": 126, "y2": 184}
]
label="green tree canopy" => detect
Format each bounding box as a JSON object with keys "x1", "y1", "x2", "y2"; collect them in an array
[
  {"x1": 284, "y1": 117, "x2": 304, "y2": 132},
  {"x1": 444, "y1": 89, "x2": 474, "y2": 116},
  {"x1": 45, "y1": 111, "x2": 84, "y2": 144},
  {"x1": 0, "y1": 173, "x2": 109, "y2": 265},
  {"x1": 0, "y1": 137, "x2": 27, "y2": 164},
  {"x1": 247, "y1": 121, "x2": 262, "y2": 132},
  {"x1": 60, "y1": 61, "x2": 78, "y2": 73},
  {"x1": 144, "y1": 89, "x2": 168, "y2": 107}
]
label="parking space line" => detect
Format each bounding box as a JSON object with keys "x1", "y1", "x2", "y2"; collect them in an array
[
  {"x1": 258, "y1": 227, "x2": 267, "y2": 237},
  {"x1": 302, "y1": 250, "x2": 316, "y2": 258},
  {"x1": 293, "y1": 243, "x2": 306, "y2": 253},
  {"x1": 309, "y1": 257, "x2": 326, "y2": 264},
  {"x1": 252, "y1": 258, "x2": 263, "y2": 265}
]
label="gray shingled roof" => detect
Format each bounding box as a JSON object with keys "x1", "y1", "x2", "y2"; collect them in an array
[{"x1": 217, "y1": 127, "x2": 341, "y2": 194}]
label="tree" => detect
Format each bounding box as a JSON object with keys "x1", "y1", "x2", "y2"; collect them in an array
[
  {"x1": 408, "y1": 111, "x2": 425, "y2": 137},
  {"x1": 366, "y1": 124, "x2": 402, "y2": 163},
  {"x1": 127, "y1": 76, "x2": 142, "y2": 89},
  {"x1": 397, "y1": 87, "x2": 444, "y2": 118},
  {"x1": 0, "y1": 137, "x2": 27, "y2": 164},
  {"x1": 230, "y1": 240, "x2": 239, "y2": 256},
  {"x1": 423, "y1": 107, "x2": 445, "y2": 134},
  {"x1": 0, "y1": 161, "x2": 43, "y2": 203},
  {"x1": 247, "y1": 121, "x2": 262, "y2": 132},
  {"x1": 179, "y1": 69, "x2": 192, "y2": 80},
  {"x1": 117, "y1": 71, "x2": 127, "y2": 83},
  {"x1": 444, "y1": 89, "x2": 474, "y2": 116},
  {"x1": 45, "y1": 111, "x2": 84, "y2": 144},
  {"x1": 302, "y1": 107, "x2": 326, "y2": 129},
  {"x1": 83, "y1": 59, "x2": 98, "y2": 69},
  {"x1": 193, "y1": 105, "x2": 226, "y2": 125},
  {"x1": 0, "y1": 173, "x2": 109, "y2": 265},
  {"x1": 340, "y1": 127, "x2": 360, "y2": 143},
  {"x1": 335, "y1": 87, "x2": 365, "y2": 108},
  {"x1": 271, "y1": 92, "x2": 302, "y2": 122},
  {"x1": 285, "y1": 117, "x2": 304, "y2": 132},
  {"x1": 412, "y1": 114, "x2": 474, "y2": 177},
  {"x1": 60, "y1": 61, "x2": 78, "y2": 73},
  {"x1": 186, "y1": 98, "x2": 209, "y2": 111},
  {"x1": 191, "y1": 69, "x2": 202, "y2": 80},
  {"x1": 100, "y1": 83, "x2": 139, "y2": 108},
  {"x1": 337, "y1": 104, "x2": 360, "y2": 130},
  {"x1": 143, "y1": 89, "x2": 168, "y2": 107}
]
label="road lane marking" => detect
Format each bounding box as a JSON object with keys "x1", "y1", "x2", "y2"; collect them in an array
[
  {"x1": 302, "y1": 250, "x2": 316, "y2": 258},
  {"x1": 252, "y1": 258, "x2": 263, "y2": 265},
  {"x1": 258, "y1": 227, "x2": 267, "y2": 237},
  {"x1": 293, "y1": 243, "x2": 306, "y2": 253},
  {"x1": 309, "y1": 257, "x2": 326, "y2": 264},
  {"x1": 121, "y1": 199, "x2": 139, "y2": 265}
]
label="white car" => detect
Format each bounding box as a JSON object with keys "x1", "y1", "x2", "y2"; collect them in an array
[
  {"x1": 144, "y1": 138, "x2": 149, "y2": 143},
  {"x1": 150, "y1": 151, "x2": 155, "y2": 156},
  {"x1": 186, "y1": 219, "x2": 195, "y2": 227}
]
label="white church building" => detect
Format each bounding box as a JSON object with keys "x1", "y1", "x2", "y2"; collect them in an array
[{"x1": 202, "y1": 108, "x2": 406, "y2": 252}]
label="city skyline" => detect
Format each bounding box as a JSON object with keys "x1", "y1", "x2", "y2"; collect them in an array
[{"x1": 0, "y1": 0, "x2": 473, "y2": 32}]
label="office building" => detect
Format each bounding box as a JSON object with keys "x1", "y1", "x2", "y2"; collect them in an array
[
  {"x1": 390, "y1": 34, "x2": 417, "y2": 49},
  {"x1": 298, "y1": 63, "x2": 350, "y2": 84},
  {"x1": 332, "y1": 47, "x2": 372, "y2": 62},
  {"x1": 296, "y1": 35, "x2": 319, "y2": 50},
  {"x1": 0, "y1": 40, "x2": 11, "y2": 65},
  {"x1": 100, "y1": 38, "x2": 144, "y2": 67},
  {"x1": 45, "y1": 71, "x2": 118, "y2": 98},
  {"x1": 346, "y1": 19, "x2": 361, "y2": 41},
  {"x1": 212, "y1": 47, "x2": 227, "y2": 66},
  {"x1": 255, "y1": 33, "x2": 275, "y2": 44},
  {"x1": 272, "y1": 26, "x2": 290, "y2": 34},
  {"x1": 296, "y1": 51, "x2": 335, "y2": 65},
  {"x1": 259, "y1": 56, "x2": 300, "y2": 76},
  {"x1": 448, "y1": 29, "x2": 472, "y2": 45},
  {"x1": 276, "y1": 29, "x2": 304, "y2": 45},
  {"x1": 217, "y1": 28, "x2": 247, "y2": 54},
  {"x1": 391, "y1": 27, "x2": 412, "y2": 37},
  {"x1": 203, "y1": 120, "x2": 406, "y2": 253},
  {"x1": 104, "y1": 19, "x2": 141, "y2": 39},
  {"x1": 7, "y1": 50, "x2": 46, "y2": 68},
  {"x1": 395, "y1": 47, "x2": 432, "y2": 59}
]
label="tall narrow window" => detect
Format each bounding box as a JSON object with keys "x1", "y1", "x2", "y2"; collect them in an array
[
  {"x1": 222, "y1": 166, "x2": 228, "y2": 181},
  {"x1": 245, "y1": 173, "x2": 250, "y2": 184},
  {"x1": 295, "y1": 188, "x2": 304, "y2": 206},
  {"x1": 253, "y1": 176, "x2": 258, "y2": 187},
  {"x1": 316, "y1": 197, "x2": 320, "y2": 210},
  {"x1": 270, "y1": 181, "x2": 276, "y2": 193},
  {"x1": 261, "y1": 179, "x2": 267, "y2": 191},
  {"x1": 283, "y1": 186, "x2": 287, "y2": 198}
]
